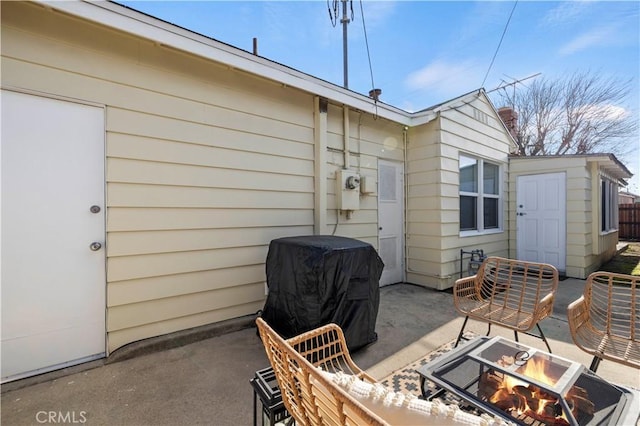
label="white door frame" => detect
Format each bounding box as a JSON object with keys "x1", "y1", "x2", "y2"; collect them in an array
[
  {"x1": 516, "y1": 172, "x2": 566, "y2": 271},
  {"x1": 1, "y1": 90, "x2": 106, "y2": 382},
  {"x1": 377, "y1": 159, "x2": 405, "y2": 286}
]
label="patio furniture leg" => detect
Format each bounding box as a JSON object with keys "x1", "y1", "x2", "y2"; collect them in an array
[
  {"x1": 486, "y1": 323, "x2": 492, "y2": 336},
  {"x1": 455, "y1": 316, "x2": 470, "y2": 347},
  {"x1": 514, "y1": 331, "x2": 519, "y2": 342},
  {"x1": 589, "y1": 356, "x2": 602, "y2": 373},
  {"x1": 537, "y1": 323, "x2": 552, "y2": 353}
]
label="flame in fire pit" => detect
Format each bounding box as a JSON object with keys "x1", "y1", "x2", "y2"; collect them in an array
[{"x1": 480, "y1": 355, "x2": 594, "y2": 425}]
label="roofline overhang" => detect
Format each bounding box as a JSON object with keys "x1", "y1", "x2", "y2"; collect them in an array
[
  {"x1": 586, "y1": 153, "x2": 633, "y2": 183},
  {"x1": 39, "y1": 0, "x2": 413, "y2": 125},
  {"x1": 509, "y1": 153, "x2": 633, "y2": 183},
  {"x1": 34, "y1": 0, "x2": 609, "y2": 159},
  {"x1": 34, "y1": 1, "x2": 508, "y2": 129}
]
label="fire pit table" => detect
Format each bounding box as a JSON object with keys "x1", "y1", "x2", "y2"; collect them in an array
[{"x1": 416, "y1": 336, "x2": 639, "y2": 426}]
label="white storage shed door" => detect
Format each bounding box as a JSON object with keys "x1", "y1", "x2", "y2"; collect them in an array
[{"x1": 516, "y1": 172, "x2": 566, "y2": 272}]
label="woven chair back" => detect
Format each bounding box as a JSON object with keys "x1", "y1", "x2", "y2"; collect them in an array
[{"x1": 256, "y1": 318, "x2": 387, "y2": 426}]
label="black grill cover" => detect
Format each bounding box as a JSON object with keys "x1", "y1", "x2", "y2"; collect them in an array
[{"x1": 261, "y1": 235, "x2": 384, "y2": 351}]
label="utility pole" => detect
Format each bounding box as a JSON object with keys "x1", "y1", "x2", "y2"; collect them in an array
[
  {"x1": 328, "y1": 0, "x2": 352, "y2": 89},
  {"x1": 341, "y1": 0, "x2": 350, "y2": 89}
]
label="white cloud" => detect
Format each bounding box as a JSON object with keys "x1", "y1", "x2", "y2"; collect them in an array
[
  {"x1": 580, "y1": 103, "x2": 630, "y2": 121},
  {"x1": 405, "y1": 59, "x2": 480, "y2": 96},
  {"x1": 559, "y1": 25, "x2": 616, "y2": 55},
  {"x1": 542, "y1": 1, "x2": 593, "y2": 27},
  {"x1": 358, "y1": 1, "x2": 396, "y2": 30}
]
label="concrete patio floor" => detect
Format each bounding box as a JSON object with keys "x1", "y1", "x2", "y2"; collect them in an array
[{"x1": 2, "y1": 279, "x2": 639, "y2": 425}]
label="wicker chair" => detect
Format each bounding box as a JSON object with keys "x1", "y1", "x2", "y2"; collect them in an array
[
  {"x1": 453, "y1": 256, "x2": 559, "y2": 352},
  {"x1": 567, "y1": 271, "x2": 640, "y2": 373},
  {"x1": 255, "y1": 317, "x2": 386, "y2": 426}
]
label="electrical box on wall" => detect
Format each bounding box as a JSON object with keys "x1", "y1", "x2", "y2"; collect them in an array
[
  {"x1": 359, "y1": 175, "x2": 376, "y2": 194},
  {"x1": 336, "y1": 169, "x2": 360, "y2": 211}
]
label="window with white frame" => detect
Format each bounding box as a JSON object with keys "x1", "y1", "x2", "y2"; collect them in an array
[
  {"x1": 459, "y1": 154, "x2": 501, "y2": 233},
  {"x1": 601, "y1": 177, "x2": 618, "y2": 232}
]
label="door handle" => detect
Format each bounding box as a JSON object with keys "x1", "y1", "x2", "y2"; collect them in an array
[
  {"x1": 89, "y1": 242, "x2": 102, "y2": 251},
  {"x1": 517, "y1": 212, "x2": 526, "y2": 216}
]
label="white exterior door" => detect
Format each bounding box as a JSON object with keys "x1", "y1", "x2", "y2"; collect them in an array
[
  {"x1": 1, "y1": 91, "x2": 106, "y2": 382},
  {"x1": 378, "y1": 160, "x2": 404, "y2": 286},
  {"x1": 516, "y1": 172, "x2": 566, "y2": 272}
]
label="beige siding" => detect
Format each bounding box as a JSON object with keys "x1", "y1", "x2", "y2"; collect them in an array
[
  {"x1": 108, "y1": 208, "x2": 313, "y2": 231},
  {"x1": 325, "y1": 104, "x2": 404, "y2": 242},
  {"x1": 2, "y1": 2, "x2": 318, "y2": 352},
  {"x1": 589, "y1": 165, "x2": 621, "y2": 276},
  {"x1": 2, "y1": 2, "x2": 404, "y2": 353},
  {"x1": 406, "y1": 94, "x2": 511, "y2": 289},
  {"x1": 108, "y1": 303, "x2": 263, "y2": 352}
]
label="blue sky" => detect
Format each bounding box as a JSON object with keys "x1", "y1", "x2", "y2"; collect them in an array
[{"x1": 119, "y1": 0, "x2": 639, "y2": 191}]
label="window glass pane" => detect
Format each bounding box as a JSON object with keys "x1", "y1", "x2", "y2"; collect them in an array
[
  {"x1": 483, "y1": 198, "x2": 499, "y2": 229},
  {"x1": 483, "y1": 163, "x2": 499, "y2": 195},
  {"x1": 460, "y1": 196, "x2": 477, "y2": 230},
  {"x1": 460, "y1": 155, "x2": 477, "y2": 193}
]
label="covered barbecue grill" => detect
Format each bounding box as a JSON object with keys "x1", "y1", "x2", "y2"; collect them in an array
[{"x1": 260, "y1": 235, "x2": 384, "y2": 351}]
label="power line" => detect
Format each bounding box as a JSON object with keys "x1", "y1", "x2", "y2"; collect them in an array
[
  {"x1": 359, "y1": 0, "x2": 376, "y2": 93},
  {"x1": 481, "y1": 0, "x2": 518, "y2": 88}
]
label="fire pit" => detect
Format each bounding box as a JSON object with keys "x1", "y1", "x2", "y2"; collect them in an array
[{"x1": 417, "y1": 336, "x2": 639, "y2": 426}]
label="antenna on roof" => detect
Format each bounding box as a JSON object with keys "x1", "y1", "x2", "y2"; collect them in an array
[
  {"x1": 488, "y1": 73, "x2": 541, "y2": 112},
  {"x1": 487, "y1": 73, "x2": 541, "y2": 94},
  {"x1": 328, "y1": 0, "x2": 354, "y2": 89}
]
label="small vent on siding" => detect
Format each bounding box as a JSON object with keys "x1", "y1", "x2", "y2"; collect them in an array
[
  {"x1": 473, "y1": 109, "x2": 489, "y2": 125},
  {"x1": 379, "y1": 237, "x2": 397, "y2": 269}
]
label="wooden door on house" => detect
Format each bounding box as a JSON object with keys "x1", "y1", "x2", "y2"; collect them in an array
[
  {"x1": 516, "y1": 172, "x2": 566, "y2": 272},
  {"x1": 1, "y1": 90, "x2": 106, "y2": 382},
  {"x1": 377, "y1": 160, "x2": 404, "y2": 285}
]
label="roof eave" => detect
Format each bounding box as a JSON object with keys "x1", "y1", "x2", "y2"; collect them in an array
[
  {"x1": 41, "y1": 0, "x2": 412, "y2": 125},
  {"x1": 586, "y1": 153, "x2": 633, "y2": 182},
  {"x1": 510, "y1": 153, "x2": 633, "y2": 183}
]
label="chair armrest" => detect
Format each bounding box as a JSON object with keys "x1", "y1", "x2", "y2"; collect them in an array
[
  {"x1": 534, "y1": 292, "x2": 555, "y2": 320},
  {"x1": 453, "y1": 275, "x2": 481, "y2": 313},
  {"x1": 567, "y1": 296, "x2": 589, "y2": 330},
  {"x1": 453, "y1": 275, "x2": 478, "y2": 297}
]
